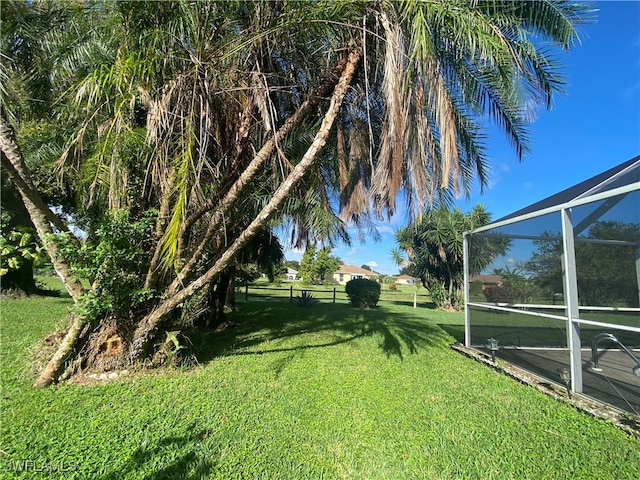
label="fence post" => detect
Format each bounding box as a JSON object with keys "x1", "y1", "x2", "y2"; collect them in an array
[
  {"x1": 290, "y1": 285, "x2": 293, "y2": 303},
  {"x1": 413, "y1": 291, "x2": 417, "y2": 308},
  {"x1": 333, "y1": 287, "x2": 336, "y2": 303},
  {"x1": 245, "y1": 285, "x2": 248, "y2": 302}
]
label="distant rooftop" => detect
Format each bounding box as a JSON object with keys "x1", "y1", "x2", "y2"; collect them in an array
[
  {"x1": 469, "y1": 274, "x2": 502, "y2": 284},
  {"x1": 335, "y1": 265, "x2": 380, "y2": 276},
  {"x1": 395, "y1": 275, "x2": 417, "y2": 280}
]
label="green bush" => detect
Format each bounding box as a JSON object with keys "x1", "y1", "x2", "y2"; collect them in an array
[
  {"x1": 483, "y1": 285, "x2": 514, "y2": 304},
  {"x1": 345, "y1": 278, "x2": 381, "y2": 308},
  {"x1": 51, "y1": 209, "x2": 157, "y2": 319},
  {"x1": 293, "y1": 290, "x2": 318, "y2": 307}
]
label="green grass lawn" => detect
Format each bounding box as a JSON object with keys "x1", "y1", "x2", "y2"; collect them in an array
[
  {"x1": 242, "y1": 279, "x2": 433, "y2": 309},
  {"x1": 1, "y1": 279, "x2": 638, "y2": 479}
]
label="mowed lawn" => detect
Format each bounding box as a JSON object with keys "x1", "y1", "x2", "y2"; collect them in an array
[{"x1": 1, "y1": 282, "x2": 638, "y2": 479}]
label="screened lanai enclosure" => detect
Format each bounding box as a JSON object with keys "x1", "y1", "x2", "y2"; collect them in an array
[{"x1": 464, "y1": 156, "x2": 640, "y2": 414}]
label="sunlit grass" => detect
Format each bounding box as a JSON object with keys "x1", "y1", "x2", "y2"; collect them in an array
[
  {"x1": 1, "y1": 279, "x2": 638, "y2": 479},
  {"x1": 242, "y1": 278, "x2": 433, "y2": 309}
]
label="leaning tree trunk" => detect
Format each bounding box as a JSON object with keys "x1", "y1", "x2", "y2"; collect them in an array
[
  {"x1": 0, "y1": 113, "x2": 84, "y2": 300},
  {"x1": 33, "y1": 312, "x2": 88, "y2": 387},
  {"x1": 210, "y1": 268, "x2": 232, "y2": 328},
  {"x1": 225, "y1": 265, "x2": 237, "y2": 310},
  {"x1": 0, "y1": 111, "x2": 89, "y2": 387},
  {"x1": 128, "y1": 48, "x2": 363, "y2": 361},
  {"x1": 159, "y1": 52, "x2": 359, "y2": 296}
]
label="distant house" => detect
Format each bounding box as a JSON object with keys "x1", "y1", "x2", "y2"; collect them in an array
[
  {"x1": 332, "y1": 265, "x2": 380, "y2": 285},
  {"x1": 395, "y1": 275, "x2": 418, "y2": 285},
  {"x1": 286, "y1": 268, "x2": 299, "y2": 281},
  {"x1": 469, "y1": 274, "x2": 502, "y2": 289}
]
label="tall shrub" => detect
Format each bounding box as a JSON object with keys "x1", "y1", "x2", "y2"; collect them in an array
[{"x1": 345, "y1": 278, "x2": 381, "y2": 308}]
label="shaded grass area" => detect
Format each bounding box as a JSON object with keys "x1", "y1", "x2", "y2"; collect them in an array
[{"x1": 1, "y1": 291, "x2": 639, "y2": 479}]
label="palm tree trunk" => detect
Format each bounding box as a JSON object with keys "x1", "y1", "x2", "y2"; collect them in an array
[
  {"x1": 0, "y1": 113, "x2": 84, "y2": 300},
  {"x1": 143, "y1": 168, "x2": 176, "y2": 289},
  {"x1": 0, "y1": 111, "x2": 89, "y2": 387},
  {"x1": 33, "y1": 312, "x2": 87, "y2": 387},
  {"x1": 129, "y1": 47, "x2": 362, "y2": 359}
]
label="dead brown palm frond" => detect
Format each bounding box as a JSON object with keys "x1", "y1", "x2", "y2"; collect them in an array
[
  {"x1": 431, "y1": 60, "x2": 460, "y2": 194},
  {"x1": 337, "y1": 121, "x2": 348, "y2": 191},
  {"x1": 145, "y1": 59, "x2": 255, "y2": 269},
  {"x1": 403, "y1": 79, "x2": 439, "y2": 220},
  {"x1": 253, "y1": 68, "x2": 273, "y2": 134},
  {"x1": 252, "y1": 65, "x2": 294, "y2": 180},
  {"x1": 342, "y1": 116, "x2": 373, "y2": 219},
  {"x1": 372, "y1": 11, "x2": 409, "y2": 217},
  {"x1": 360, "y1": 0, "x2": 591, "y2": 222}
]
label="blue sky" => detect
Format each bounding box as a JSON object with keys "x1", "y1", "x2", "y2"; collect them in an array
[{"x1": 283, "y1": 1, "x2": 640, "y2": 275}]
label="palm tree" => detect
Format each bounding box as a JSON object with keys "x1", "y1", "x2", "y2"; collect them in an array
[
  {"x1": 40, "y1": 0, "x2": 364, "y2": 380},
  {"x1": 394, "y1": 204, "x2": 506, "y2": 310},
  {"x1": 339, "y1": 1, "x2": 590, "y2": 219},
  {"x1": 1, "y1": 1, "x2": 591, "y2": 385}
]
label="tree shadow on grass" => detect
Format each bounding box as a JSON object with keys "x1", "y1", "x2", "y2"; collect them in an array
[
  {"x1": 187, "y1": 302, "x2": 453, "y2": 366},
  {"x1": 438, "y1": 324, "x2": 465, "y2": 343},
  {"x1": 100, "y1": 428, "x2": 214, "y2": 480},
  {"x1": 381, "y1": 299, "x2": 437, "y2": 309}
]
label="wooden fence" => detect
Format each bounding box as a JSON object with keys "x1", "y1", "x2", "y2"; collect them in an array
[{"x1": 240, "y1": 285, "x2": 432, "y2": 308}]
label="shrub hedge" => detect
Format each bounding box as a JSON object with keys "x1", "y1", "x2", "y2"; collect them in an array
[{"x1": 345, "y1": 278, "x2": 381, "y2": 308}]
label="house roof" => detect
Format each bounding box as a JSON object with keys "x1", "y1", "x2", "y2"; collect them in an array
[
  {"x1": 469, "y1": 274, "x2": 502, "y2": 284},
  {"x1": 334, "y1": 264, "x2": 380, "y2": 276},
  {"x1": 286, "y1": 268, "x2": 298, "y2": 274},
  {"x1": 396, "y1": 275, "x2": 417, "y2": 281},
  {"x1": 495, "y1": 155, "x2": 640, "y2": 223}
]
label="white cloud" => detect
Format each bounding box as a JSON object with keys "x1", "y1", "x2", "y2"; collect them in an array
[
  {"x1": 367, "y1": 261, "x2": 379, "y2": 268},
  {"x1": 486, "y1": 161, "x2": 514, "y2": 190},
  {"x1": 376, "y1": 225, "x2": 395, "y2": 235},
  {"x1": 499, "y1": 162, "x2": 511, "y2": 172}
]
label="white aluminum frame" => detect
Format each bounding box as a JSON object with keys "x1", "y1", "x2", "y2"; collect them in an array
[{"x1": 463, "y1": 165, "x2": 640, "y2": 395}]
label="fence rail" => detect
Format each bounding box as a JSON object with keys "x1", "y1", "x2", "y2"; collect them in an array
[{"x1": 240, "y1": 284, "x2": 431, "y2": 307}]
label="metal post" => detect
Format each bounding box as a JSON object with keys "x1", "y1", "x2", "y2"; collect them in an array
[
  {"x1": 636, "y1": 242, "x2": 640, "y2": 306},
  {"x1": 561, "y1": 208, "x2": 583, "y2": 393},
  {"x1": 245, "y1": 285, "x2": 248, "y2": 302},
  {"x1": 290, "y1": 285, "x2": 293, "y2": 303},
  {"x1": 463, "y1": 232, "x2": 471, "y2": 347},
  {"x1": 333, "y1": 287, "x2": 336, "y2": 303}
]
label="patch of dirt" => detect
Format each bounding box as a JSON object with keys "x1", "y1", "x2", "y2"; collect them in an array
[
  {"x1": 70, "y1": 369, "x2": 133, "y2": 386},
  {"x1": 44, "y1": 330, "x2": 67, "y2": 345},
  {"x1": 452, "y1": 343, "x2": 640, "y2": 439}
]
